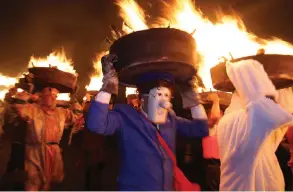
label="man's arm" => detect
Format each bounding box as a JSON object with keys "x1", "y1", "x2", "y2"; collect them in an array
[
  {"x1": 14, "y1": 103, "x2": 34, "y2": 121},
  {"x1": 226, "y1": 59, "x2": 293, "y2": 146},
  {"x1": 87, "y1": 91, "x2": 123, "y2": 135},
  {"x1": 209, "y1": 93, "x2": 222, "y2": 127},
  {"x1": 175, "y1": 104, "x2": 209, "y2": 137}
]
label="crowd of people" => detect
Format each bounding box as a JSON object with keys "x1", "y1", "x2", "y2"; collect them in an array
[{"x1": 0, "y1": 54, "x2": 293, "y2": 191}]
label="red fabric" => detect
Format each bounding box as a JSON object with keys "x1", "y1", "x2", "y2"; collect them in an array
[
  {"x1": 156, "y1": 131, "x2": 200, "y2": 191},
  {"x1": 138, "y1": 110, "x2": 200, "y2": 191},
  {"x1": 202, "y1": 135, "x2": 220, "y2": 159}
]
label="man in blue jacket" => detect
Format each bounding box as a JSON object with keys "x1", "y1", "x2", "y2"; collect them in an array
[{"x1": 87, "y1": 54, "x2": 209, "y2": 190}]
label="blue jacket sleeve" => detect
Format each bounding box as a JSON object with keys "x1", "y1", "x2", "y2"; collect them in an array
[
  {"x1": 87, "y1": 101, "x2": 123, "y2": 135},
  {"x1": 175, "y1": 115, "x2": 209, "y2": 138}
]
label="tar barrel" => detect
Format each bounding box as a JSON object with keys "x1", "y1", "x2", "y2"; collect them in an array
[
  {"x1": 199, "y1": 91, "x2": 232, "y2": 111},
  {"x1": 210, "y1": 54, "x2": 293, "y2": 92},
  {"x1": 109, "y1": 28, "x2": 201, "y2": 87},
  {"x1": 28, "y1": 67, "x2": 78, "y2": 93}
]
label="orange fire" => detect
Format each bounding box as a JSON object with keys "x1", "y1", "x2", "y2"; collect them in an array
[
  {"x1": 116, "y1": 0, "x2": 293, "y2": 91},
  {"x1": 126, "y1": 87, "x2": 137, "y2": 96},
  {"x1": 57, "y1": 93, "x2": 71, "y2": 101},
  {"x1": 86, "y1": 51, "x2": 107, "y2": 91},
  {"x1": 0, "y1": 74, "x2": 19, "y2": 100},
  {"x1": 28, "y1": 50, "x2": 77, "y2": 75},
  {"x1": 116, "y1": 0, "x2": 148, "y2": 34}
]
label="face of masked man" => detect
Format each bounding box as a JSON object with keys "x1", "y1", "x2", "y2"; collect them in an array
[
  {"x1": 145, "y1": 86, "x2": 172, "y2": 124},
  {"x1": 41, "y1": 87, "x2": 59, "y2": 109}
]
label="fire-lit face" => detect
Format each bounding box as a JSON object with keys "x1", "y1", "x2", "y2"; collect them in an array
[
  {"x1": 131, "y1": 98, "x2": 139, "y2": 108},
  {"x1": 147, "y1": 87, "x2": 172, "y2": 124},
  {"x1": 127, "y1": 96, "x2": 139, "y2": 108},
  {"x1": 41, "y1": 87, "x2": 59, "y2": 108}
]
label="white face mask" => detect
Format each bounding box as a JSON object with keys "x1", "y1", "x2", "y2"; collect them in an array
[{"x1": 144, "y1": 87, "x2": 172, "y2": 124}]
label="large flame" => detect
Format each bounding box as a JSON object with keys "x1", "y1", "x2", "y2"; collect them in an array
[
  {"x1": 0, "y1": 90, "x2": 8, "y2": 100},
  {"x1": 116, "y1": 0, "x2": 148, "y2": 33},
  {"x1": 28, "y1": 50, "x2": 76, "y2": 75},
  {"x1": 116, "y1": 0, "x2": 293, "y2": 91},
  {"x1": 57, "y1": 93, "x2": 71, "y2": 101},
  {"x1": 86, "y1": 51, "x2": 107, "y2": 91},
  {"x1": 0, "y1": 74, "x2": 18, "y2": 87}
]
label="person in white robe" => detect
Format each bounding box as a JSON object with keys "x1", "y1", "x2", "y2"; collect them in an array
[{"x1": 217, "y1": 59, "x2": 293, "y2": 191}]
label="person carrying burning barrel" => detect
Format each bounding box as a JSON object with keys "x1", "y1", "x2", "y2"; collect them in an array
[
  {"x1": 87, "y1": 54, "x2": 209, "y2": 191},
  {"x1": 11, "y1": 87, "x2": 83, "y2": 191},
  {"x1": 217, "y1": 59, "x2": 293, "y2": 191}
]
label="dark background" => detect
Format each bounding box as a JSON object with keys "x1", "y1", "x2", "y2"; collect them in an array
[{"x1": 0, "y1": 0, "x2": 293, "y2": 98}]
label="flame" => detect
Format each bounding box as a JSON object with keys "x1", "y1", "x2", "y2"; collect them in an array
[
  {"x1": 116, "y1": 0, "x2": 148, "y2": 33},
  {"x1": 0, "y1": 74, "x2": 18, "y2": 87},
  {"x1": 116, "y1": 0, "x2": 293, "y2": 91},
  {"x1": 0, "y1": 90, "x2": 8, "y2": 100},
  {"x1": 17, "y1": 88, "x2": 24, "y2": 93},
  {"x1": 0, "y1": 74, "x2": 19, "y2": 100},
  {"x1": 57, "y1": 93, "x2": 70, "y2": 101},
  {"x1": 28, "y1": 50, "x2": 76, "y2": 75},
  {"x1": 86, "y1": 51, "x2": 108, "y2": 91},
  {"x1": 126, "y1": 87, "x2": 137, "y2": 97}
]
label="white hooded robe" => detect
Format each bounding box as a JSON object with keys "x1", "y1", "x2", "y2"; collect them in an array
[{"x1": 217, "y1": 59, "x2": 293, "y2": 191}]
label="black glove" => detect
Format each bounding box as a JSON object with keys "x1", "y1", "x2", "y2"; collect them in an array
[
  {"x1": 100, "y1": 54, "x2": 119, "y2": 95},
  {"x1": 178, "y1": 77, "x2": 201, "y2": 109}
]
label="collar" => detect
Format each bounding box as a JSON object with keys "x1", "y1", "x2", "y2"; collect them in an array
[{"x1": 139, "y1": 109, "x2": 160, "y2": 131}]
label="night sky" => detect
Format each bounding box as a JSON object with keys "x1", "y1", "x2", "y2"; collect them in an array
[{"x1": 0, "y1": 0, "x2": 293, "y2": 97}]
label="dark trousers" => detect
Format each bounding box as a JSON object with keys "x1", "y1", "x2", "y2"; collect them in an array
[
  {"x1": 84, "y1": 156, "x2": 104, "y2": 191},
  {"x1": 204, "y1": 158, "x2": 220, "y2": 191},
  {"x1": 276, "y1": 143, "x2": 293, "y2": 191}
]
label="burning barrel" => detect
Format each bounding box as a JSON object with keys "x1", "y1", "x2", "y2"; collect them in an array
[
  {"x1": 28, "y1": 67, "x2": 78, "y2": 93},
  {"x1": 210, "y1": 54, "x2": 293, "y2": 92},
  {"x1": 199, "y1": 91, "x2": 232, "y2": 111},
  {"x1": 109, "y1": 28, "x2": 201, "y2": 86}
]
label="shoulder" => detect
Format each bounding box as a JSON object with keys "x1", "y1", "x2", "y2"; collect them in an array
[
  {"x1": 113, "y1": 104, "x2": 135, "y2": 111},
  {"x1": 113, "y1": 104, "x2": 141, "y2": 119}
]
